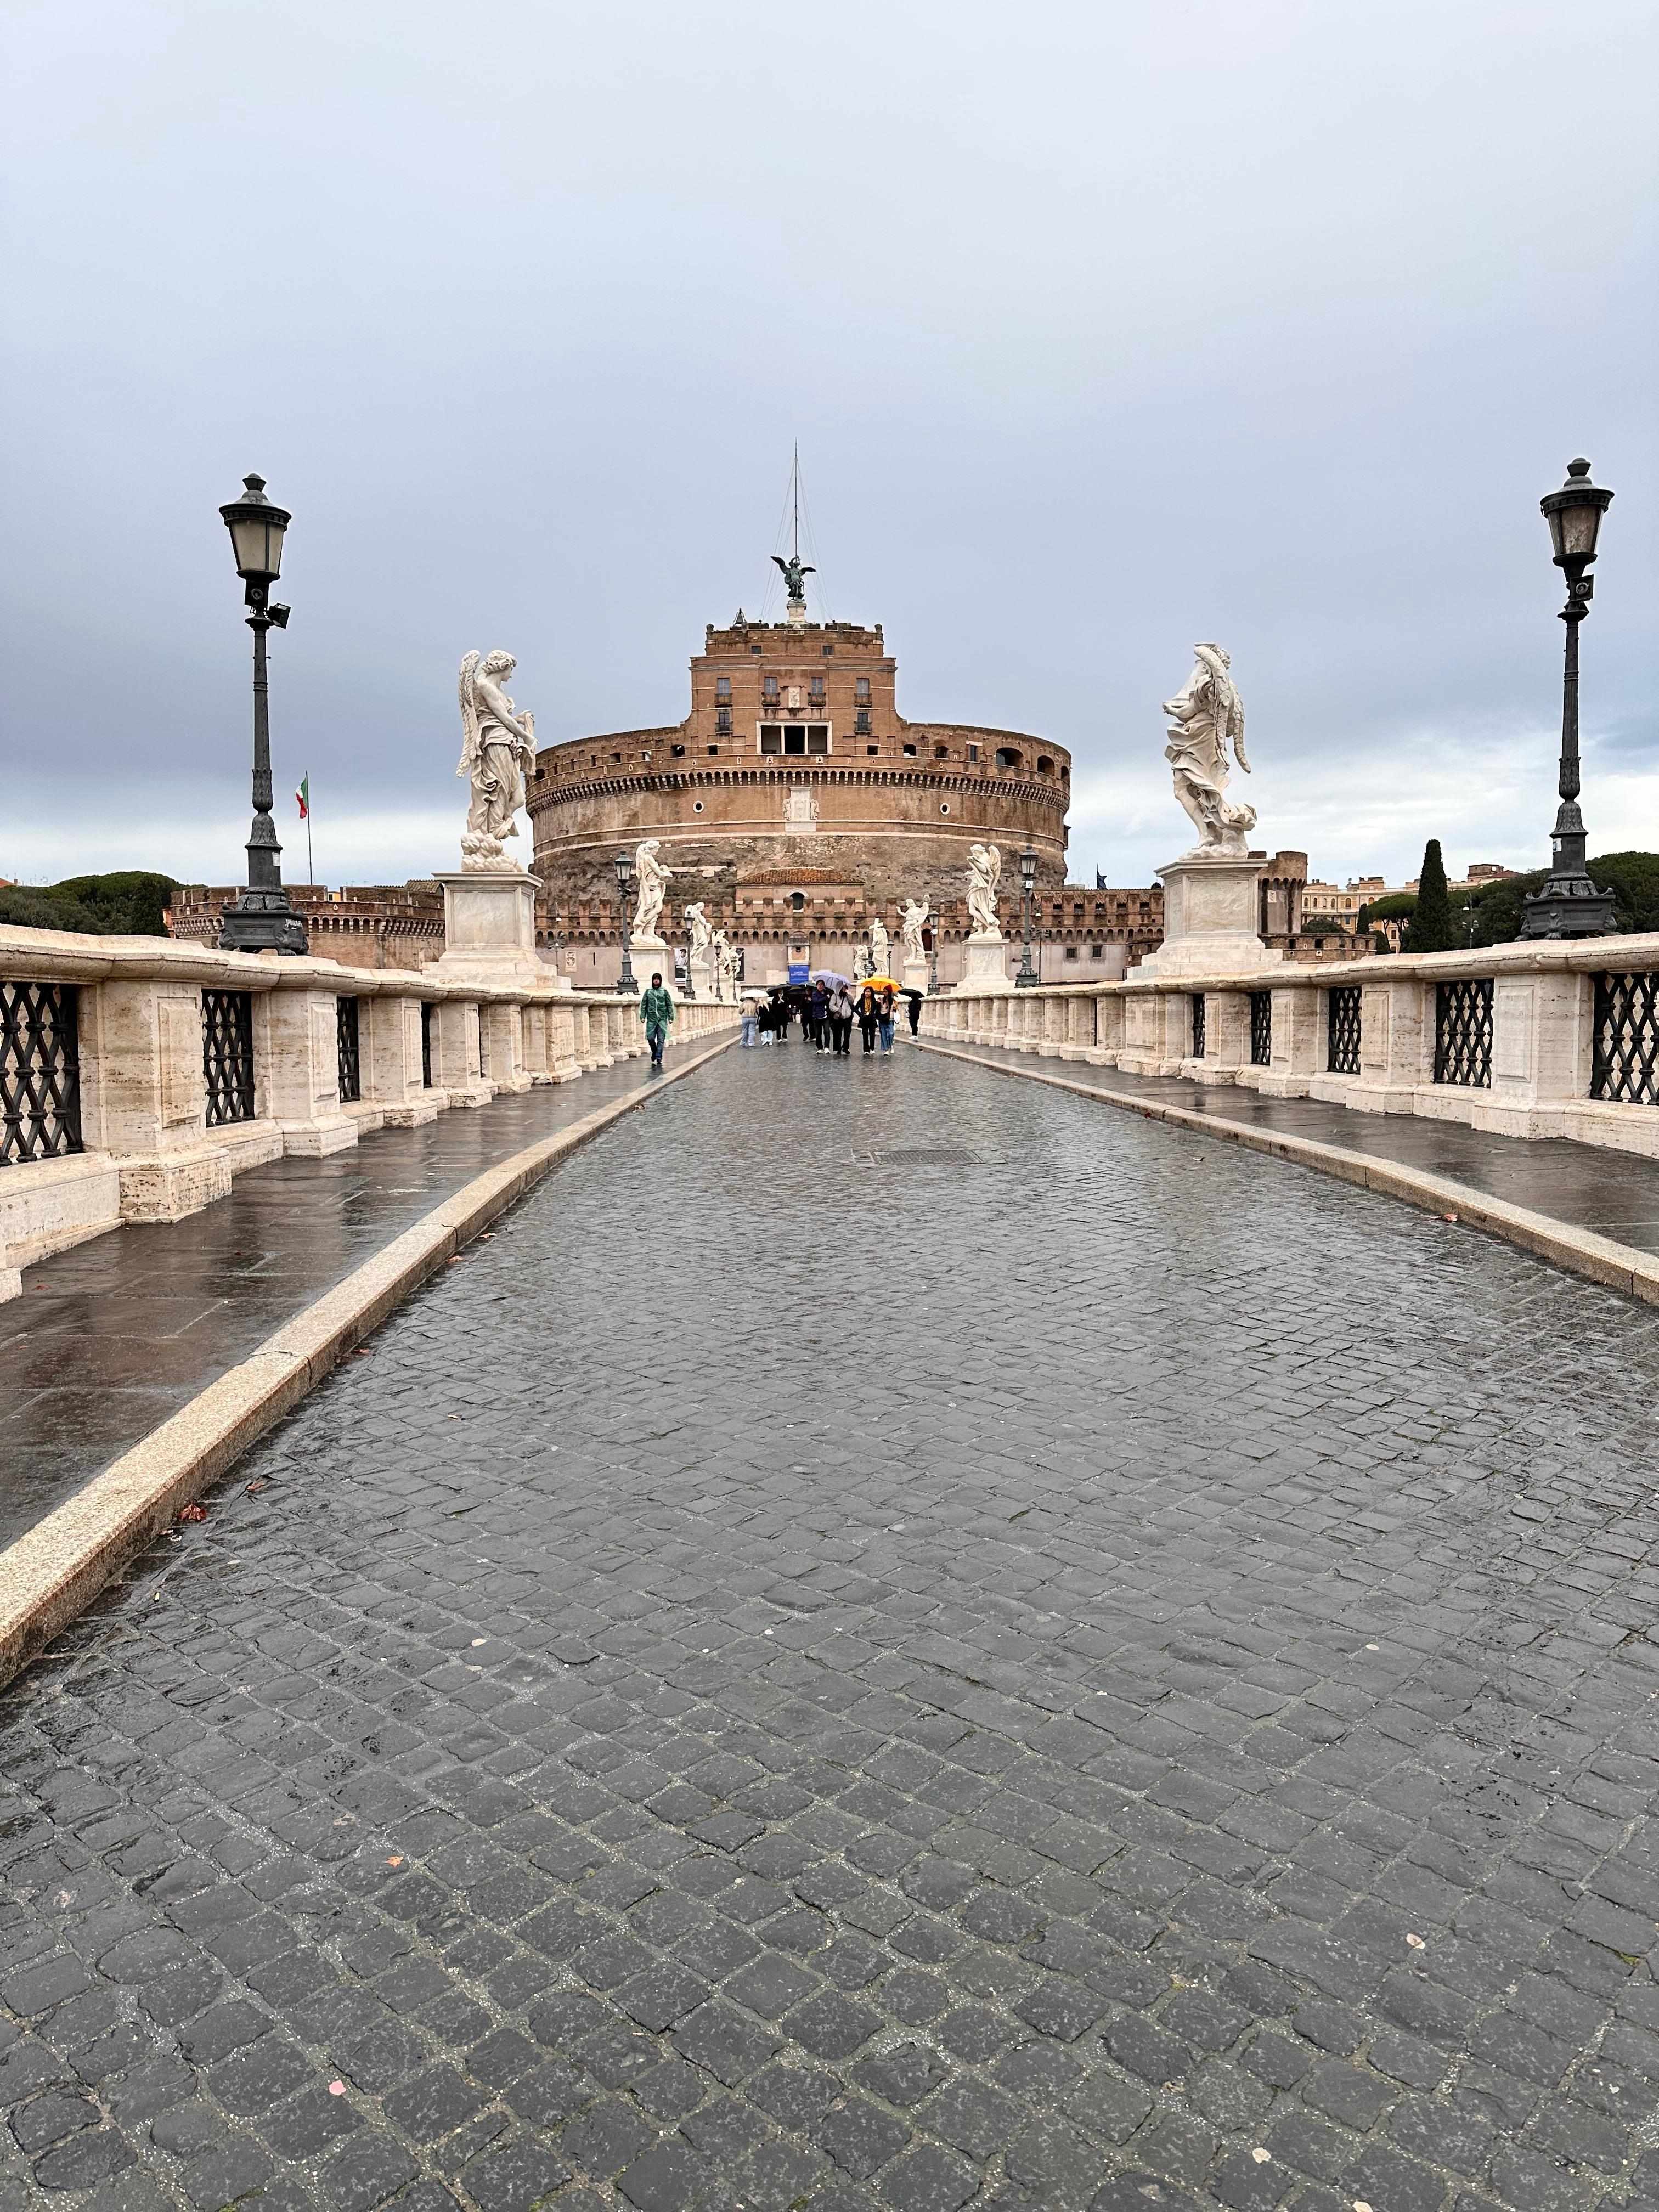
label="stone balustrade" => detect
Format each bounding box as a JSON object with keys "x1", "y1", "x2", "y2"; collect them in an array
[
  {"x1": 925, "y1": 935, "x2": 1659, "y2": 1159},
  {"x1": 0, "y1": 927, "x2": 738, "y2": 1299}
]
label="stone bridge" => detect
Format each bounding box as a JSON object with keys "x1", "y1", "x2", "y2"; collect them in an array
[{"x1": 5, "y1": 1034, "x2": 1659, "y2": 2212}]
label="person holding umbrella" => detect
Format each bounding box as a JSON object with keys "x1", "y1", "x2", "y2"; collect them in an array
[
  {"x1": 877, "y1": 984, "x2": 897, "y2": 1054},
  {"x1": 857, "y1": 984, "x2": 878, "y2": 1054}
]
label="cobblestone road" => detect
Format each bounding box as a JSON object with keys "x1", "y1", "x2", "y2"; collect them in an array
[{"x1": 6, "y1": 1044, "x2": 1659, "y2": 2212}]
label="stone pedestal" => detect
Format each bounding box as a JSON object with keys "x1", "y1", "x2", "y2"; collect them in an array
[
  {"x1": 627, "y1": 939, "x2": 672, "y2": 996},
  {"x1": 1132, "y1": 853, "x2": 1282, "y2": 978},
  {"x1": 689, "y1": 956, "x2": 714, "y2": 1002},
  {"x1": 433, "y1": 868, "x2": 544, "y2": 990},
  {"x1": 959, "y1": 934, "x2": 1014, "y2": 994},
  {"x1": 902, "y1": 957, "x2": 929, "y2": 998}
]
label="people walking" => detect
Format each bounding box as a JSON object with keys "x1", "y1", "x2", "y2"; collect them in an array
[
  {"x1": 740, "y1": 997, "x2": 759, "y2": 1047},
  {"x1": 639, "y1": 972, "x2": 674, "y2": 1069},
  {"x1": 906, "y1": 990, "x2": 924, "y2": 1038},
  {"x1": 830, "y1": 983, "x2": 854, "y2": 1055},
  {"x1": 810, "y1": 979, "x2": 830, "y2": 1053},
  {"x1": 877, "y1": 985, "x2": 896, "y2": 1054},
  {"x1": 858, "y1": 985, "x2": 878, "y2": 1054}
]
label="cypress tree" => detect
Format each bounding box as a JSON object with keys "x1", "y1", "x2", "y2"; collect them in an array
[{"x1": 1409, "y1": 839, "x2": 1453, "y2": 952}]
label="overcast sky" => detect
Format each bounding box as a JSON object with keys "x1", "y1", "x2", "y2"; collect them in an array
[{"x1": 3, "y1": 0, "x2": 1654, "y2": 896}]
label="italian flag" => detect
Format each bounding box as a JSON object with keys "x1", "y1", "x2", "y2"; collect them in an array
[{"x1": 295, "y1": 774, "x2": 309, "y2": 819}]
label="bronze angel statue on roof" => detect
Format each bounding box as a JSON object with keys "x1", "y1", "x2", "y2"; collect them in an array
[{"x1": 772, "y1": 554, "x2": 815, "y2": 602}]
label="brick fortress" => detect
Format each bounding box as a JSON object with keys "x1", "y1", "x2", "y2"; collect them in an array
[{"x1": 527, "y1": 611, "x2": 1160, "y2": 986}]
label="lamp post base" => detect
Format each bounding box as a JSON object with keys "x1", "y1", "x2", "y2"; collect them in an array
[
  {"x1": 1520, "y1": 878, "x2": 1618, "y2": 939},
  {"x1": 219, "y1": 889, "x2": 308, "y2": 955}
]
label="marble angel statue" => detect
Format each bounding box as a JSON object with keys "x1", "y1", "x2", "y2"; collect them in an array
[
  {"x1": 1161, "y1": 642, "x2": 1256, "y2": 854},
  {"x1": 898, "y1": 897, "x2": 929, "y2": 965},
  {"x1": 966, "y1": 844, "x2": 1002, "y2": 936},
  {"x1": 456, "y1": 651, "x2": 537, "y2": 867},
  {"x1": 631, "y1": 839, "x2": 675, "y2": 940},
  {"x1": 684, "y1": 901, "x2": 713, "y2": 958}
]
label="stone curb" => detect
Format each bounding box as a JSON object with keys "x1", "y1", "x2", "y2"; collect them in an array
[
  {"x1": 0, "y1": 1034, "x2": 736, "y2": 1693},
  {"x1": 918, "y1": 1039, "x2": 1659, "y2": 1308}
]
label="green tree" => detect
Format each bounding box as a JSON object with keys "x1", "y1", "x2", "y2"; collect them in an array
[
  {"x1": 1467, "y1": 851, "x2": 1658, "y2": 944},
  {"x1": 1408, "y1": 840, "x2": 1453, "y2": 952},
  {"x1": 0, "y1": 871, "x2": 177, "y2": 938}
]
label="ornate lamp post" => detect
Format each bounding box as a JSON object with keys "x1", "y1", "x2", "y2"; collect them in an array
[
  {"x1": 1015, "y1": 842, "x2": 1040, "y2": 987},
  {"x1": 615, "y1": 849, "x2": 637, "y2": 995},
  {"x1": 1521, "y1": 458, "x2": 1618, "y2": 939},
  {"x1": 926, "y1": 890, "x2": 940, "y2": 996},
  {"x1": 217, "y1": 475, "x2": 307, "y2": 953}
]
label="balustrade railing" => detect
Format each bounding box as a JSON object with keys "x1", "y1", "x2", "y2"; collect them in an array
[
  {"x1": 337, "y1": 996, "x2": 362, "y2": 1104},
  {"x1": 421, "y1": 1001, "x2": 435, "y2": 1090},
  {"x1": 202, "y1": 989, "x2": 256, "y2": 1127},
  {"x1": 1592, "y1": 971, "x2": 1659, "y2": 1106},
  {"x1": 1190, "y1": 994, "x2": 1205, "y2": 1060},
  {"x1": 1435, "y1": 978, "x2": 1493, "y2": 1088},
  {"x1": 1327, "y1": 985, "x2": 1362, "y2": 1076},
  {"x1": 1249, "y1": 990, "x2": 1272, "y2": 1068},
  {"x1": 1, "y1": 981, "x2": 82, "y2": 1165}
]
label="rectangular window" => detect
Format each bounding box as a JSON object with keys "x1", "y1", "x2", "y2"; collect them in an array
[
  {"x1": 967, "y1": 743, "x2": 980, "y2": 764},
  {"x1": 763, "y1": 675, "x2": 778, "y2": 702},
  {"x1": 855, "y1": 677, "x2": 870, "y2": 702},
  {"x1": 855, "y1": 709, "x2": 871, "y2": 735},
  {"x1": 715, "y1": 676, "x2": 731, "y2": 702},
  {"x1": 809, "y1": 675, "x2": 825, "y2": 703},
  {"x1": 707, "y1": 743, "x2": 719, "y2": 756},
  {"x1": 1064, "y1": 946, "x2": 1078, "y2": 962},
  {"x1": 902, "y1": 742, "x2": 917, "y2": 757},
  {"x1": 806, "y1": 725, "x2": 830, "y2": 755},
  {"x1": 759, "y1": 725, "x2": 783, "y2": 754},
  {"x1": 715, "y1": 707, "x2": 731, "y2": 735},
  {"x1": 784, "y1": 728, "x2": 806, "y2": 754},
  {"x1": 867, "y1": 743, "x2": 879, "y2": 755},
  {"x1": 1091, "y1": 943, "x2": 1104, "y2": 959}
]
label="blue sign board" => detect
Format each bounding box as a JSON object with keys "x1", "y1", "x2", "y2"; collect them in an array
[{"x1": 788, "y1": 958, "x2": 810, "y2": 986}]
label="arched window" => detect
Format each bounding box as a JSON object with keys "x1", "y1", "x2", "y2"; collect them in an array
[
  {"x1": 1037, "y1": 756, "x2": 1054, "y2": 776},
  {"x1": 995, "y1": 747, "x2": 1022, "y2": 770}
]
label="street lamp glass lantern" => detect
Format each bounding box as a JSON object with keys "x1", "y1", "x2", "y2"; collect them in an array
[
  {"x1": 219, "y1": 473, "x2": 290, "y2": 582},
  {"x1": 1541, "y1": 458, "x2": 1612, "y2": 572},
  {"x1": 1020, "y1": 843, "x2": 1037, "y2": 890},
  {"x1": 614, "y1": 850, "x2": 634, "y2": 895}
]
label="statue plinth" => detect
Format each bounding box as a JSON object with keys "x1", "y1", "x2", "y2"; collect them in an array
[
  {"x1": 688, "y1": 955, "x2": 714, "y2": 1001},
  {"x1": 785, "y1": 597, "x2": 807, "y2": 628},
  {"x1": 1132, "y1": 851, "x2": 1281, "y2": 978},
  {"x1": 432, "y1": 867, "x2": 554, "y2": 989},
  {"x1": 902, "y1": 957, "x2": 930, "y2": 998},
  {"x1": 627, "y1": 936, "x2": 673, "y2": 995},
  {"x1": 959, "y1": 932, "x2": 1013, "y2": 993}
]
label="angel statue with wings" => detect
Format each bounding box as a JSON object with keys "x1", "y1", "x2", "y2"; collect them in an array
[
  {"x1": 456, "y1": 650, "x2": 537, "y2": 867},
  {"x1": 772, "y1": 553, "x2": 815, "y2": 602},
  {"x1": 1161, "y1": 642, "x2": 1256, "y2": 855},
  {"x1": 899, "y1": 897, "x2": 930, "y2": 966},
  {"x1": 967, "y1": 844, "x2": 1002, "y2": 938}
]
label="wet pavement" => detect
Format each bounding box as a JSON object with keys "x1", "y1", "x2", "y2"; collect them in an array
[
  {"x1": 0, "y1": 1049, "x2": 703, "y2": 1551},
  {"x1": 5, "y1": 1043, "x2": 1659, "y2": 2211},
  {"x1": 929, "y1": 1040, "x2": 1659, "y2": 1251}
]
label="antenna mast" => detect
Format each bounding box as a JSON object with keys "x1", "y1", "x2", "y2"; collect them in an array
[{"x1": 792, "y1": 442, "x2": 800, "y2": 563}]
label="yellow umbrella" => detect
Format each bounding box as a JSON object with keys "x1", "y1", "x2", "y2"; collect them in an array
[{"x1": 864, "y1": 974, "x2": 902, "y2": 991}]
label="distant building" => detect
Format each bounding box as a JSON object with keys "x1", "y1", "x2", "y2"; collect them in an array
[{"x1": 166, "y1": 882, "x2": 449, "y2": 970}]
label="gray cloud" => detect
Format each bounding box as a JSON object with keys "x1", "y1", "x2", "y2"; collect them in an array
[{"x1": 2, "y1": 0, "x2": 1654, "y2": 895}]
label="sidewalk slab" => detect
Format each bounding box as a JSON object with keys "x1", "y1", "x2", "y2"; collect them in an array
[{"x1": 919, "y1": 1039, "x2": 1659, "y2": 1305}]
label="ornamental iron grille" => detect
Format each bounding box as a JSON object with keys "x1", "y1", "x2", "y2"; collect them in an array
[
  {"x1": 1434, "y1": 978, "x2": 1493, "y2": 1088},
  {"x1": 202, "y1": 989, "x2": 255, "y2": 1127},
  {"x1": 420, "y1": 1001, "x2": 433, "y2": 1090},
  {"x1": 336, "y1": 996, "x2": 362, "y2": 1104},
  {"x1": 1249, "y1": 990, "x2": 1272, "y2": 1067},
  {"x1": 1327, "y1": 985, "x2": 1362, "y2": 1075},
  {"x1": 1, "y1": 981, "x2": 82, "y2": 1165},
  {"x1": 1592, "y1": 971, "x2": 1659, "y2": 1105},
  {"x1": 1190, "y1": 994, "x2": 1206, "y2": 1059},
  {"x1": 478, "y1": 1012, "x2": 488, "y2": 1080}
]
